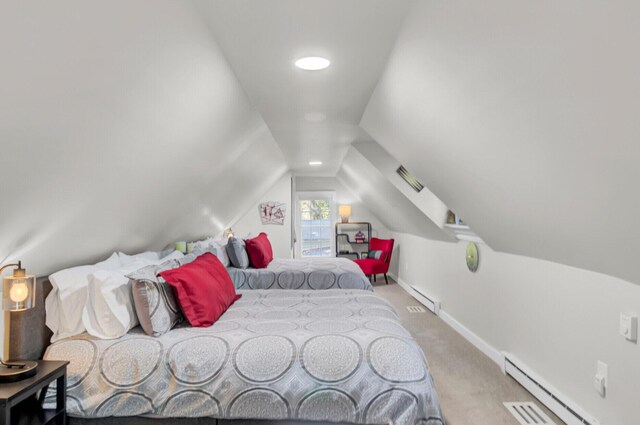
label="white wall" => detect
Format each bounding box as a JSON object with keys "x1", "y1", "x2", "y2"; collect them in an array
[
  {"x1": 0, "y1": 0, "x2": 287, "y2": 277},
  {"x1": 361, "y1": 0, "x2": 640, "y2": 284},
  {"x1": 232, "y1": 173, "x2": 293, "y2": 259},
  {"x1": 360, "y1": 1, "x2": 640, "y2": 423},
  {"x1": 391, "y1": 233, "x2": 640, "y2": 425}
]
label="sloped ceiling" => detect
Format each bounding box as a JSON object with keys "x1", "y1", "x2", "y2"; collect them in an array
[
  {"x1": 361, "y1": 0, "x2": 640, "y2": 284},
  {"x1": 194, "y1": 0, "x2": 413, "y2": 176},
  {"x1": 0, "y1": 0, "x2": 287, "y2": 276},
  {"x1": 353, "y1": 142, "x2": 450, "y2": 229},
  {"x1": 337, "y1": 146, "x2": 451, "y2": 241}
]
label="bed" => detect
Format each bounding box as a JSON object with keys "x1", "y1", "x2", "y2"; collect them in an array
[
  {"x1": 226, "y1": 257, "x2": 372, "y2": 291},
  {"x1": 18, "y1": 276, "x2": 443, "y2": 424},
  {"x1": 43, "y1": 288, "x2": 442, "y2": 424}
]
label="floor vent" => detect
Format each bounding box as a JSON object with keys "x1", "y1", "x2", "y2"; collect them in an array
[
  {"x1": 504, "y1": 354, "x2": 600, "y2": 425},
  {"x1": 406, "y1": 306, "x2": 426, "y2": 313},
  {"x1": 504, "y1": 402, "x2": 556, "y2": 425},
  {"x1": 409, "y1": 285, "x2": 441, "y2": 315}
]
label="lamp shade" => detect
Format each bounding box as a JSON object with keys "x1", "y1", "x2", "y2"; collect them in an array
[
  {"x1": 2, "y1": 266, "x2": 36, "y2": 312},
  {"x1": 339, "y1": 205, "x2": 352, "y2": 223}
]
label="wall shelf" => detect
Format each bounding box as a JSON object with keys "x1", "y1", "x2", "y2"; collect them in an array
[
  {"x1": 444, "y1": 223, "x2": 471, "y2": 230},
  {"x1": 444, "y1": 223, "x2": 484, "y2": 244},
  {"x1": 336, "y1": 233, "x2": 369, "y2": 244},
  {"x1": 335, "y1": 222, "x2": 372, "y2": 258}
]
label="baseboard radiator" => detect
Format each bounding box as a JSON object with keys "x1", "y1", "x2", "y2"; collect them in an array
[
  {"x1": 409, "y1": 285, "x2": 441, "y2": 316},
  {"x1": 389, "y1": 274, "x2": 441, "y2": 315},
  {"x1": 503, "y1": 354, "x2": 601, "y2": 425}
]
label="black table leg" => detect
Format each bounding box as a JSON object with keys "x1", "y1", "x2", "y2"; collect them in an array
[
  {"x1": 0, "y1": 401, "x2": 9, "y2": 425},
  {"x1": 38, "y1": 383, "x2": 50, "y2": 405},
  {"x1": 56, "y1": 374, "x2": 66, "y2": 425}
]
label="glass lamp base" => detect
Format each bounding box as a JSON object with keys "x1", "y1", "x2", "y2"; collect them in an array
[{"x1": 0, "y1": 360, "x2": 38, "y2": 383}]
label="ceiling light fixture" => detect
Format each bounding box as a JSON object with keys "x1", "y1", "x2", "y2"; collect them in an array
[
  {"x1": 295, "y1": 57, "x2": 330, "y2": 71},
  {"x1": 309, "y1": 161, "x2": 323, "y2": 166}
]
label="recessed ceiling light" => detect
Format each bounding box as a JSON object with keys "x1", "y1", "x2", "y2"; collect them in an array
[
  {"x1": 309, "y1": 161, "x2": 323, "y2": 166},
  {"x1": 305, "y1": 112, "x2": 326, "y2": 122},
  {"x1": 295, "y1": 57, "x2": 330, "y2": 71}
]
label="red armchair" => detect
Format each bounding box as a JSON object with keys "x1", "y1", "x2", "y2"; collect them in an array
[{"x1": 354, "y1": 238, "x2": 395, "y2": 284}]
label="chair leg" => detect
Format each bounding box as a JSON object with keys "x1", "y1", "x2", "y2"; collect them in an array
[
  {"x1": 374, "y1": 274, "x2": 377, "y2": 282},
  {"x1": 384, "y1": 274, "x2": 389, "y2": 285}
]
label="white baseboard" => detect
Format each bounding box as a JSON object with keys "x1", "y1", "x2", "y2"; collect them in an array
[
  {"x1": 438, "y1": 310, "x2": 505, "y2": 368},
  {"x1": 390, "y1": 272, "x2": 504, "y2": 368},
  {"x1": 504, "y1": 353, "x2": 601, "y2": 425},
  {"x1": 390, "y1": 273, "x2": 601, "y2": 425},
  {"x1": 389, "y1": 273, "x2": 440, "y2": 315}
]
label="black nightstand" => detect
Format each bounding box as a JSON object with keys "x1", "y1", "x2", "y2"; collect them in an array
[{"x1": 0, "y1": 360, "x2": 68, "y2": 425}]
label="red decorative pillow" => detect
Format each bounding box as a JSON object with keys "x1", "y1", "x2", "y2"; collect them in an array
[
  {"x1": 158, "y1": 253, "x2": 241, "y2": 327},
  {"x1": 245, "y1": 232, "x2": 273, "y2": 268}
]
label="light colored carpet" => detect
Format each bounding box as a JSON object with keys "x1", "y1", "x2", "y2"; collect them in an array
[{"x1": 371, "y1": 278, "x2": 563, "y2": 425}]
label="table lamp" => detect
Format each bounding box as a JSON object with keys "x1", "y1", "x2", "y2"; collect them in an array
[
  {"x1": 339, "y1": 205, "x2": 351, "y2": 223},
  {"x1": 0, "y1": 261, "x2": 38, "y2": 382}
]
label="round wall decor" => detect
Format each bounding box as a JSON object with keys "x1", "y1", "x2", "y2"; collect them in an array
[{"x1": 466, "y1": 242, "x2": 479, "y2": 272}]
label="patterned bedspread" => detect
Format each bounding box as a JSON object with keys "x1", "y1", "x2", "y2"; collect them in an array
[
  {"x1": 227, "y1": 258, "x2": 373, "y2": 291},
  {"x1": 44, "y1": 289, "x2": 443, "y2": 424}
]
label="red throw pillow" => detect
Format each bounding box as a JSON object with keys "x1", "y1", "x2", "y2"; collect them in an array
[
  {"x1": 259, "y1": 232, "x2": 273, "y2": 260},
  {"x1": 158, "y1": 253, "x2": 241, "y2": 327},
  {"x1": 245, "y1": 232, "x2": 273, "y2": 268}
]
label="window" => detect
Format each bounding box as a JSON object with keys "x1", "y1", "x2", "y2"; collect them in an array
[{"x1": 298, "y1": 196, "x2": 334, "y2": 257}]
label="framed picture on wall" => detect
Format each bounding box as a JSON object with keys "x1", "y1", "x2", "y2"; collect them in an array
[{"x1": 259, "y1": 201, "x2": 286, "y2": 225}]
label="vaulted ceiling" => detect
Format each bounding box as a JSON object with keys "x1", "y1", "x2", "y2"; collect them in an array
[
  {"x1": 2, "y1": 0, "x2": 639, "y2": 288},
  {"x1": 195, "y1": 0, "x2": 413, "y2": 175}
]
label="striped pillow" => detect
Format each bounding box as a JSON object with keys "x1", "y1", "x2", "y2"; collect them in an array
[
  {"x1": 368, "y1": 250, "x2": 385, "y2": 261},
  {"x1": 127, "y1": 260, "x2": 183, "y2": 336}
]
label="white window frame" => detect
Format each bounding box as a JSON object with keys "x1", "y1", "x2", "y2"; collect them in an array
[{"x1": 294, "y1": 191, "x2": 336, "y2": 258}]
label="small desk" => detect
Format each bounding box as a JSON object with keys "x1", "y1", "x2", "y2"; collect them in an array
[
  {"x1": 337, "y1": 251, "x2": 360, "y2": 260},
  {"x1": 0, "y1": 360, "x2": 68, "y2": 425}
]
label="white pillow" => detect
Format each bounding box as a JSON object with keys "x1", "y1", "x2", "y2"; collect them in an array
[
  {"x1": 82, "y1": 266, "x2": 141, "y2": 339},
  {"x1": 45, "y1": 253, "x2": 121, "y2": 342},
  {"x1": 118, "y1": 251, "x2": 160, "y2": 266},
  {"x1": 46, "y1": 250, "x2": 183, "y2": 342},
  {"x1": 82, "y1": 251, "x2": 184, "y2": 339},
  {"x1": 118, "y1": 250, "x2": 184, "y2": 266},
  {"x1": 194, "y1": 237, "x2": 230, "y2": 267}
]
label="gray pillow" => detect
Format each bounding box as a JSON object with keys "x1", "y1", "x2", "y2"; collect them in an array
[
  {"x1": 128, "y1": 248, "x2": 222, "y2": 336},
  {"x1": 226, "y1": 237, "x2": 250, "y2": 269},
  {"x1": 127, "y1": 259, "x2": 183, "y2": 336}
]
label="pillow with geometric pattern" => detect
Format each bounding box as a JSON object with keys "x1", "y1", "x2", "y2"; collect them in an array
[
  {"x1": 127, "y1": 259, "x2": 184, "y2": 337},
  {"x1": 368, "y1": 250, "x2": 386, "y2": 261}
]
